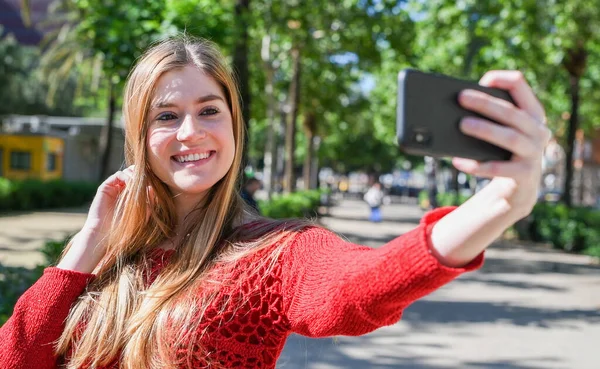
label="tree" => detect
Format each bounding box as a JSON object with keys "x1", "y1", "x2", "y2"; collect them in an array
[
  {"x1": 40, "y1": 0, "x2": 166, "y2": 181},
  {"x1": 246, "y1": 0, "x2": 416, "y2": 192},
  {"x1": 233, "y1": 0, "x2": 251, "y2": 168},
  {"x1": 400, "y1": 0, "x2": 600, "y2": 207},
  {"x1": 0, "y1": 28, "x2": 82, "y2": 117},
  {"x1": 549, "y1": 3, "x2": 600, "y2": 206}
]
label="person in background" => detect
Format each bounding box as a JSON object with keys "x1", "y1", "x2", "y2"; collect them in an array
[
  {"x1": 241, "y1": 177, "x2": 261, "y2": 214},
  {"x1": 364, "y1": 181, "x2": 385, "y2": 222}
]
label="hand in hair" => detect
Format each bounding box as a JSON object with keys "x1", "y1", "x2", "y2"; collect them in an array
[{"x1": 56, "y1": 166, "x2": 135, "y2": 273}]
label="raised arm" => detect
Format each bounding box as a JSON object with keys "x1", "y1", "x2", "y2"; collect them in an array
[{"x1": 0, "y1": 165, "x2": 136, "y2": 368}]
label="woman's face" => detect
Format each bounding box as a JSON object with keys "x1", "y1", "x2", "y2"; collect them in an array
[{"x1": 146, "y1": 65, "x2": 235, "y2": 199}]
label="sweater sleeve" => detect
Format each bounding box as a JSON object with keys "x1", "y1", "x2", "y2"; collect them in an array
[
  {"x1": 281, "y1": 206, "x2": 484, "y2": 338},
  {"x1": 0, "y1": 267, "x2": 94, "y2": 369}
]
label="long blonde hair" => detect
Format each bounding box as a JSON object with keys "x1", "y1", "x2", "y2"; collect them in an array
[{"x1": 56, "y1": 36, "x2": 312, "y2": 369}]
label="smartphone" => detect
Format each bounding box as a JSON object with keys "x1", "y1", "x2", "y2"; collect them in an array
[{"x1": 396, "y1": 68, "x2": 514, "y2": 162}]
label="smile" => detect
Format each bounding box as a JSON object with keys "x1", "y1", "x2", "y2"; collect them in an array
[{"x1": 171, "y1": 151, "x2": 215, "y2": 165}]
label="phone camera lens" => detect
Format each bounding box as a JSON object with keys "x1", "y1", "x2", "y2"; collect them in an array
[{"x1": 412, "y1": 130, "x2": 431, "y2": 146}]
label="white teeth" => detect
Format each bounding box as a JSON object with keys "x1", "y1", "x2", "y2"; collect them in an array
[{"x1": 174, "y1": 152, "x2": 211, "y2": 163}]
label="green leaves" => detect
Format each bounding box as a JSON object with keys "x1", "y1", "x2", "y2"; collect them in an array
[{"x1": 14, "y1": 0, "x2": 600, "y2": 181}]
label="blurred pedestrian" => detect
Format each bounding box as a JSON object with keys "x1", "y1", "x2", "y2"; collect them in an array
[
  {"x1": 241, "y1": 177, "x2": 261, "y2": 214},
  {"x1": 364, "y1": 182, "x2": 384, "y2": 222}
]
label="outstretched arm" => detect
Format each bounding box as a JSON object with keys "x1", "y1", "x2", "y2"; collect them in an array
[{"x1": 282, "y1": 207, "x2": 482, "y2": 338}]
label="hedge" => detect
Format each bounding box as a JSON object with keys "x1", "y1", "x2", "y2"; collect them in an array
[
  {"x1": 0, "y1": 178, "x2": 97, "y2": 212},
  {"x1": 259, "y1": 189, "x2": 325, "y2": 219}
]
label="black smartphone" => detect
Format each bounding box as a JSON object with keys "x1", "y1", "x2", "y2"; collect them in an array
[{"x1": 396, "y1": 68, "x2": 514, "y2": 162}]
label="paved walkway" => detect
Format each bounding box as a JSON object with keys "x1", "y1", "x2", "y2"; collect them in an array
[
  {"x1": 1, "y1": 199, "x2": 599, "y2": 368},
  {"x1": 0, "y1": 208, "x2": 88, "y2": 267}
]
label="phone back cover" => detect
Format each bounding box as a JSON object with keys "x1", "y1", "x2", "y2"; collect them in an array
[{"x1": 397, "y1": 69, "x2": 513, "y2": 161}]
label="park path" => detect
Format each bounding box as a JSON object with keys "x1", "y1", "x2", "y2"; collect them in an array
[{"x1": 0, "y1": 208, "x2": 87, "y2": 267}]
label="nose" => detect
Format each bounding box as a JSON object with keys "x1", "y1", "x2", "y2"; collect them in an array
[{"x1": 176, "y1": 114, "x2": 206, "y2": 142}]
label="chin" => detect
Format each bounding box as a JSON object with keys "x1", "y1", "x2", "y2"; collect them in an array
[
  {"x1": 175, "y1": 183, "x2": 214, "y2": 196},
  {"x1": 173, "y1": 177, "x2": 225, "y2": 196}
]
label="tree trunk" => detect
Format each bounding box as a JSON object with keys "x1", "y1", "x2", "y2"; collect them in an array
[
  {"x1": 455, "y1": 17, "x2": 485, "y2": 203},
  {"x1": 449, "y1": 167, "x2": 459, "y2": 193},
  {"x1": 302, "y1": 112, "x2": 316, "y2": 190},
  {"x1": 578, "y1": 158, "x2": 585, "y2": 205},
  {"x1": 563, "y1": 76, "x2": 581, "y2": 207},
  {"x1": 425, "y1": 156, "x2": 438, "y2": 209},
  {"x1": 275, "y1": 107, "x2": 287, "y2": 193},
  {"x1": 261, "y1": 35, "x2": 276, "y2": 199},
  {"x1": 284, "y1": 47, "x2": 301, "y2": 193},
  {"x1": 99, "y1": 81, "x2": 116, "y2": 182},
  {"x1": 233, "y1": 0, "x2": 251, "y2": 170},
  {"x1": 562, "y1": 43, "x2": 587, "y2": 207}
]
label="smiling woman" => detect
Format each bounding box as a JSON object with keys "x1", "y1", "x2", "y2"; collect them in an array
[{"x1": 0, "y1": 35, "x2": 551, "y2": 369}]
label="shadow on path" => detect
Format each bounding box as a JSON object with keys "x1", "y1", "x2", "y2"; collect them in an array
[
  {"x1": 402, "y1": 299, "x2": 600, "y2": 329},
  {"x1": 478, "y1": 255, "x2": 600, "y2": 276},
  {"x1": 280, "y1": 333, "x2": 562, "y2": 369}
]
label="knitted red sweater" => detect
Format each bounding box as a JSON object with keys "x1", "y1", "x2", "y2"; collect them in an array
[{"x1": 0, "y1": 207, "x2": 483, "y2": 368}]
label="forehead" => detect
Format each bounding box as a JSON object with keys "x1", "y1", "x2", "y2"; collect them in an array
[{"x1": 151, "y1": 65, "x2": 225, "y2": 105}]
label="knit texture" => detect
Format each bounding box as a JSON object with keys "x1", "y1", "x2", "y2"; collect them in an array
[{"x1": 0, "y1": 206, "x2": 483, "y2": 368}]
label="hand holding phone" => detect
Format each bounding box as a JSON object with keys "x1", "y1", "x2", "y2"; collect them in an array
[{"x1": 396, "y1": 68, "x2": 514, "y2": 161}]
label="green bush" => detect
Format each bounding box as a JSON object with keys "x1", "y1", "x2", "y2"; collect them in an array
[
  {"x1": 0, "y1": 178, "x2": 14, "y2": 209},
  {"x1": 418, "y1": 191, "x2": 600, "y2": 259},
  {"x1": 40, "y1": 236, "x2": 72, "y2": 266},
  {"x1": 0, "y1": 178, "x2": 97, "y2": 212},
  {"x1": 0, "y1": 264, "x2": 44, "y2": 325},
  {"x1": 517, "y1": 202, "x2": 600, "y2": 257},
  {"x1": 259, "y1": 190, "x2": 324, "y2": 219},
  {"x1": 419, "y1": 190, "x2": 471, "y2": 209}
]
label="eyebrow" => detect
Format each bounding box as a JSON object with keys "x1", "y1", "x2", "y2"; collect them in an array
[{"x1": 152, "y1": 94, "x2": 225, "y2": 109}]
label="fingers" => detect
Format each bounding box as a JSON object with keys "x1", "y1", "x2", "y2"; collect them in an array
[
  {"x1": 452, "y1": 157, "x2": 539, "y2": 179},
  {"x1": 459, "y1": 117, "x2": 549, "y2": 158},
  {"x1": 458, "y1": 89, "x2": 544, "y2": 139},
  {"x1": 479, "y1": 70, "x2": 546, "y2": 124},
  {"x1": 458, "y1": 70, "x2": 553, "y2": 160},
  {"x1": 103, "y1": 165, "x2": 135, "y2": 190}
]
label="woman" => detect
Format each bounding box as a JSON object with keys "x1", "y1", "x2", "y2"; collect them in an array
[{"x1": 0, "y1": 36, "x2": 551, "y2": 369}]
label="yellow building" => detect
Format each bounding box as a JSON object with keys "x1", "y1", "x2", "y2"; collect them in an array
[{"x1": 0, "y1": 133, "x2": 64, "y2": 180}]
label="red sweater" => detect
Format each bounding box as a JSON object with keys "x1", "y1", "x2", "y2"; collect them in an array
[{"x1": 0, "y1": 207, "x2": 483, "y2": 368}]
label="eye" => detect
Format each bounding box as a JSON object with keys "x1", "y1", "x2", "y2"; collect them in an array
[
  {"x1": 157, "y1": 112, "x2": 177, "y2": 121},
  {"x1": 200, "y1": 107, "x2": 220, "y2": 116}
]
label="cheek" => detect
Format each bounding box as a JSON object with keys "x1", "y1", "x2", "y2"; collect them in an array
[
  {"x1": 222, "y1": 129, "x2": 236, "y2": 164},
  {"x1": 221, "y1": 119, "x2": 236, "y2": 153},
  {"x1": 146, "y1": 130, "x2": 171, "y2": 171}
]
